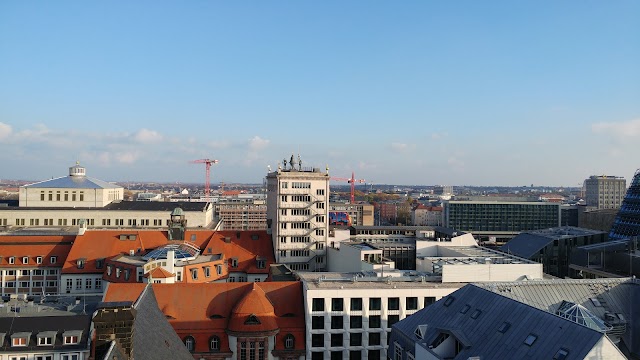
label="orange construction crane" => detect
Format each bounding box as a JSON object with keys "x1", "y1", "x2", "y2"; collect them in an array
[
  {"x1": 331, "y1": 172, "x2": 365, "y2": 203},
  {"x1": 189, "y1": 158, "x2": 219, "y2": 202}
]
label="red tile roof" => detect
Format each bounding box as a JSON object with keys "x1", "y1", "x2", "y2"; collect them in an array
[
  {"x1": 63, "y1": 230, "x2": 172, "y2": 274},
  {"x1": 228, "y1": 283, "x2": 278, "y2": 333},
  {"x1": 0, "y1": 235, "x2": 74, "y2": 267},
  {"x1": 103, "y1": 282, "x2": 304, "y2": 352},
  {"x1": 144, "y1": 267, "x2": 174, "y2": 279},
  {"x1": 203, "y1": 231, "x2": 275, "y2": 275}
]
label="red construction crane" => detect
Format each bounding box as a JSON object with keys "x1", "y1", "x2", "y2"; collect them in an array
[
  {"x1": 331, "y1": 171, "x2": 365, "y2": 203},
  {"x1": 190, "y1": 158, "x2": 219, "y2": 202}
]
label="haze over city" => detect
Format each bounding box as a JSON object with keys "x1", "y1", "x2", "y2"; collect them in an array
[{"x1": 1, "y1": 2, "x2": 638, "y2": 186}]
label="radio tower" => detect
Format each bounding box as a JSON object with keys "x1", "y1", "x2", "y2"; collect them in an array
[{"x1": 190, "y1": 159, "x2": 219, "y2": 202}]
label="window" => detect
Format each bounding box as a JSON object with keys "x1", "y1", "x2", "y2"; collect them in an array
[
  {"x1": 498, "y1": 322, "x2": 511, "y2": 333},
  {"x1": 524, "y1": 334, "x2": 538, "y2": 346},
  {"x1": 12, "y1": 337, "x2": 28, "y2": 346},
  {"x1": 460, "y1": 304, "x2": 471, "y2": 314},
  {"x1": 107, "y1": 265, "x2": 112, "y2": 276},
  {"x1": 38, "y1": 336, "x2": 53, "y2": 345},
  {"x1": 184, "y1": 336, "x2": 195, "y2": 352},
  {"x1": 95, "y1": 279, "x2": 102, "y2": 290},
  {"x1": 369, "y1": 297, "x2": 381, "y2": 310},
  {"x1": 210, "y1": 336, "x2": 220, "y2": 351},
  {"x1": 331, "y1": 333, "x2": 343, "y2": 347},
  {"x1": 350, "y1": 333, "x2": 362, "y2": 346},
  {"x1": 332, "y1": 298, "x2": 343, "y2": 311},
  {"x1": 368, "y1": 350, "x2": 381, "y2": 360},
  {"x1": 62, "y1": 355, "x2": 79, "y2": 360},
  {"x1": 204, "y1": 267, "x2": 211, "y2": 277},
  {"x1": 64, "y1": 335, "x2": 79, "y2": 344},
  {"x1": 388, "y1": 315, "x2": 400, "y2": 328},
  {"x1": 350, "y1": 315, "x2": 362, "y2": 329},
  {"x1": 553, "y1": 348, "x2": 570, "y2": 360},
  {"x1": 369, "y1": 315, "x2": 381, "y2": 328},
  {"x1": 231, "y1": 258, "x2": 238, "y2": 267},
  {"x1": 369, "y1": 332, "x2": 381, "y2": 346},
  {"x1": 312, "y1": 316, "x2": 324, "y2": 329},
  {"x1": 394, "y1": 342, "x2": 403, "y2": 360},
  {"x1": 311, "y1": 334, "x2": 324, "y2": 348},
  {"x1": 443, "y1": 296, "x2": 455, "y2": 307},
  {"x1": 191, "y1": 269, "x2": 198, "y2": 280},
  {"x1": 85, "y1": 278, "x2": 92, "y2": 289},
  {"x1": 406, "y1": 297, "x2": 418, "y2": 310},
  {"x1": 331, "y1": 315, "x2": 343, "y2": 329},
  {"x1": 351, "y1": 298, "x2": 363, "y2": 311},
  {"x1": 35, "y1": 355, "x2": 54, "y2": 360},
  {"x1": 36, "y1": 256, "x2": 43, "y2": 264},
  {"x1": 471, "y1": 309, "x2": 482, "y2": 319},
  {"x1": 9, "y1": 256, "x2": 15, "y2": 264},
  {"x1": 76, "y1": 259, "x2": 85, "y2": 269},
  {"x1": 75, "y1": 279, "x2": 82, "y2": 290},
  {"x1": 388, "y1": 297, "x2": 399, "y2": 310},
  {"x1": 331, "y1": 351, "x2": 343, "y2": 360},
  {"x1": 50, "y1": 256, "x2": 57, "y2": 264},
  {"x1": 312, "y1": 352, "x2": 324, "y2": 360},
  {"x1": 257, "y1": 259, "x2": 265, "y2": 269},
  {"x1": 284, "y1": 334, "x2": 295, "y2": 349},
  {"x1": 424, "y1": 296, "x2": 436, "y2": 307}
]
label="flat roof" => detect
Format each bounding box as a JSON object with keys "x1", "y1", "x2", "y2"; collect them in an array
[{"x1": 297, "y1": 271, "x2": 466, "y2": 290}]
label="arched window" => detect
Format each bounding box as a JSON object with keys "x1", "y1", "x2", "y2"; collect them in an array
[
  {"x1": 184, "y1": 336, "x2": 195, "y2": 352},
  {"x1": 284, "y1": 334, "x2": 295, "y2": 349},
  {"x1": 209, "y1": 336, "x2": 220, "y2": 351}
]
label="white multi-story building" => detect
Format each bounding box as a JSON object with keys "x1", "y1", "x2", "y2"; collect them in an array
[
  {"x1": 301, "y1": 233, "x2": 544, "y2": 359},
  {"x1": 584, "y1": 175, "x2": 627, "y2": 210},
  {"x1": 266, "y1": 157, "x2": 330, "y2": 271},
  {"x1": 19, "y1": 162, "x2": 124, "y2": 208}
]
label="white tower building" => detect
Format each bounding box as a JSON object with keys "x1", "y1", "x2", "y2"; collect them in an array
[{"x1": 266, "y1": 155, "x2": 330, "y2": 271}]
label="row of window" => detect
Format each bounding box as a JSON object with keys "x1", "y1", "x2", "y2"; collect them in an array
[
  {"x1": 65, "y1": 278, "x2": 102, "y2": 291},
  {"x1": 311, "y1": 349, "x2": 381, "y2": 360},
  {"x1": 11, "y1": 334, "x2": 80, "y2": 347},
  {"x1": 3, "y1": 280, "x2": 58, "y2": 288},
  {"x1": 39, "y1": 190, "x2": 85, "y2": 202},
  {"x1": 3, "y1": 256, "x2": 58, "y2": 265},
  {"x1": 312, "y1": 297, "x2": 435, "y2": 312},
  {"x1": 182, "y1": 334, "x2": 295, "y2": 353},
  {"x1": 312, "y1": 315, "x2": 400, "y2": 330},
  {"x1": 311, "y1": 331, "x2": 386, "y2": 347},
  {"x1": 2, "y1": 269, "x2": 58, "y2": 276},
  {"x1": 8, "y1": 354, "x2": 80, "y2": 360}
]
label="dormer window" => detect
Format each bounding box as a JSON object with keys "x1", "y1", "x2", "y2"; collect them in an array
[
  {"x1": 116, "y1": 267, "x2": 121, "y2": 278},
  {"x1": 107, "y1": 265, "x2": 112, "y2": 276},
  {"x1": 245, "y1": 314, "x2": 261, "y2": 325},
  {"x1": 256, "y1": 258, "x2": 266, "y2": 269},
  {"x1": 77, "y1": 259, "x2": 85, "y2": 269},
  {"x1": 63, "y1": 330, "x2": 82, "y2": 345},
  {"x1": 22, "y1": 256, "x2": 29, "y2": 264},
  {"x1": 64, "y1": 336, "x2": 78, "y2": 345},
  {"x1": 36, "y1": 256, "x2": 43, "y2": 264},
  {"x1": 9, "y1": 256, "x2": 15, "y2": 264},
  {"x1": 50, "y1": 256, "x2": 57, "y2": 264},
  {"x1": 37, "y1": 331, "x2": 56, "y2": 346},
  {"x1": 96, "y1": 258, "x2": 104, "y2": 269},
  {"x1": 124, "y1": 269, "x2": 131, "y2": 281},
  {"x1": 231, "y1": 258, "x2": 238, "y2": 268},
  {"x1": 191, "y1": 269, "x2": 198, "y2": 280},
  {"x1": 284, "y1": 334, "x2": 295, "y2": 349},
  {"x1": 12, "y1": 337, "x2": 28, "y2": 346}
]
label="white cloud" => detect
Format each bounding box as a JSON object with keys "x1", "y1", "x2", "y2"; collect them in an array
[
  {"x1": 248, "y1": 136, "x2": 270, "y2": 151},
  {"x1": 134, "y1": 128, "x2": 163, "y2": 144},
  {"x1": 115, "y1": 151, "x2": 139, "y2": 164},
  {"x1": 592, "y1": 118, "x2": 640, "y2": 139},
  {"x1": 431, "y1": 132, "x2": 448, "y2": 140},
  {"x1": 0, "y1": 122, "x2": 12, "y2": 140},
  {"x1": 390, "y1": 142, "x2": 415, "y2": 152},
  {"x1": 209, "y1": 140, "x2": 231, "y2": 149}
]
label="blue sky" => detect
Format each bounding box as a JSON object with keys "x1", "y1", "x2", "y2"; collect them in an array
[{"x1": 1, "y1": 1, "x2": 638, "y2": 186}]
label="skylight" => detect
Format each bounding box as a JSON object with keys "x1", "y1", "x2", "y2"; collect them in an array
[
  {"x1": 553, "y1": 348, "x2": 569, "y2": 360},
  {"x1": 498, "y1": 322, "x2": 511, "y2": 333},
  {"x1": 524, "y1": 334, "x2": 537, "y2": 346}
]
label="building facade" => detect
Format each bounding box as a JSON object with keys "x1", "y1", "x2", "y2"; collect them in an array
[
  {"x1": 443, "y1": 200, "x2": 561, "y2": 242},
  {"x1": 266, "y1": 160, "x2": 330, "y2": 271},
  {"x1": 609, "y1": 169, "x2": 640, "y2": 241},
  {"x1": 19, "y1": 163, "x2": 123, "y2": 208},
  {"x1": 584, "y1": 175, "x2": 627, "y2": 210}
]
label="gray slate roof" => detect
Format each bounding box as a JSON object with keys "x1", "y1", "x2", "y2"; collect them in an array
[
  {"x1": 23, "y1": 176, "x2": 122, "y2": 189},
  {"x1": 0, "y1": 314, "x2": 91, "y2": 352},
  {"x1": 500, "y1": 232, "x2": 554, "y2": 259},
  {"x1": 390, "y1": 284, "x2": 621, "y2": 360}
]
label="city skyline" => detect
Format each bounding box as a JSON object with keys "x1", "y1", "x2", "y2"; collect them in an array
[{"x1": 1, "y1": 2, "x2": 639, "y2": 186}]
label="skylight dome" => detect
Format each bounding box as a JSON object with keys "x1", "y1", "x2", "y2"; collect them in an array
[{"x1": 555, "y1": 300, "x2": 611, "y2": 332}]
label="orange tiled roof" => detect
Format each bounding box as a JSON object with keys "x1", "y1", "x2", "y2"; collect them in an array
[
  {"x1": 0, "y1": 235, "x2": 74, "y2": 267},
  {"x1": 63, "y1": 230, "x2": 172, "y2": 274},
  {"x1": 204, "y1": 231, "x2": 275, "y2": 274},
  {"x1": 144, "y1": 266, "x2": 174, "y2": 279},
  {"x1": 228, "y1": 283, "x2": 278, "y2": 333},
  {"x1": 103, "y1": 282, "x2": 305, "y2": 352}
]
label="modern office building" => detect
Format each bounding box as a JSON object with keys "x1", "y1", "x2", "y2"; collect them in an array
[
  {"x1": 214, "y1": 199, "x2": 268, "y2": 231},
  {"x1": 609, "y1": 169, "x2": 640, "y2": 241},
  {"x1": 18, "y1": 162, "x2": 124, "y2": 208},
  {"x1": 584, "y1": 175, "x2": 627, "y2": 210},
  {"x1": 266, "y1": 157, "x2": 330, "y2": 271},
  {"x1": 442, "y1": 200, "x2": 561, "y2": 242},
  {"x1": 569, "y1": 237, "x2": 640, "y2": 279},
  {"x1": 501, "y1": 226, "x2": 607, "y2": 278},
  {"x1": 329, "y1": 203, "x2": 375, "y2": 226}
]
